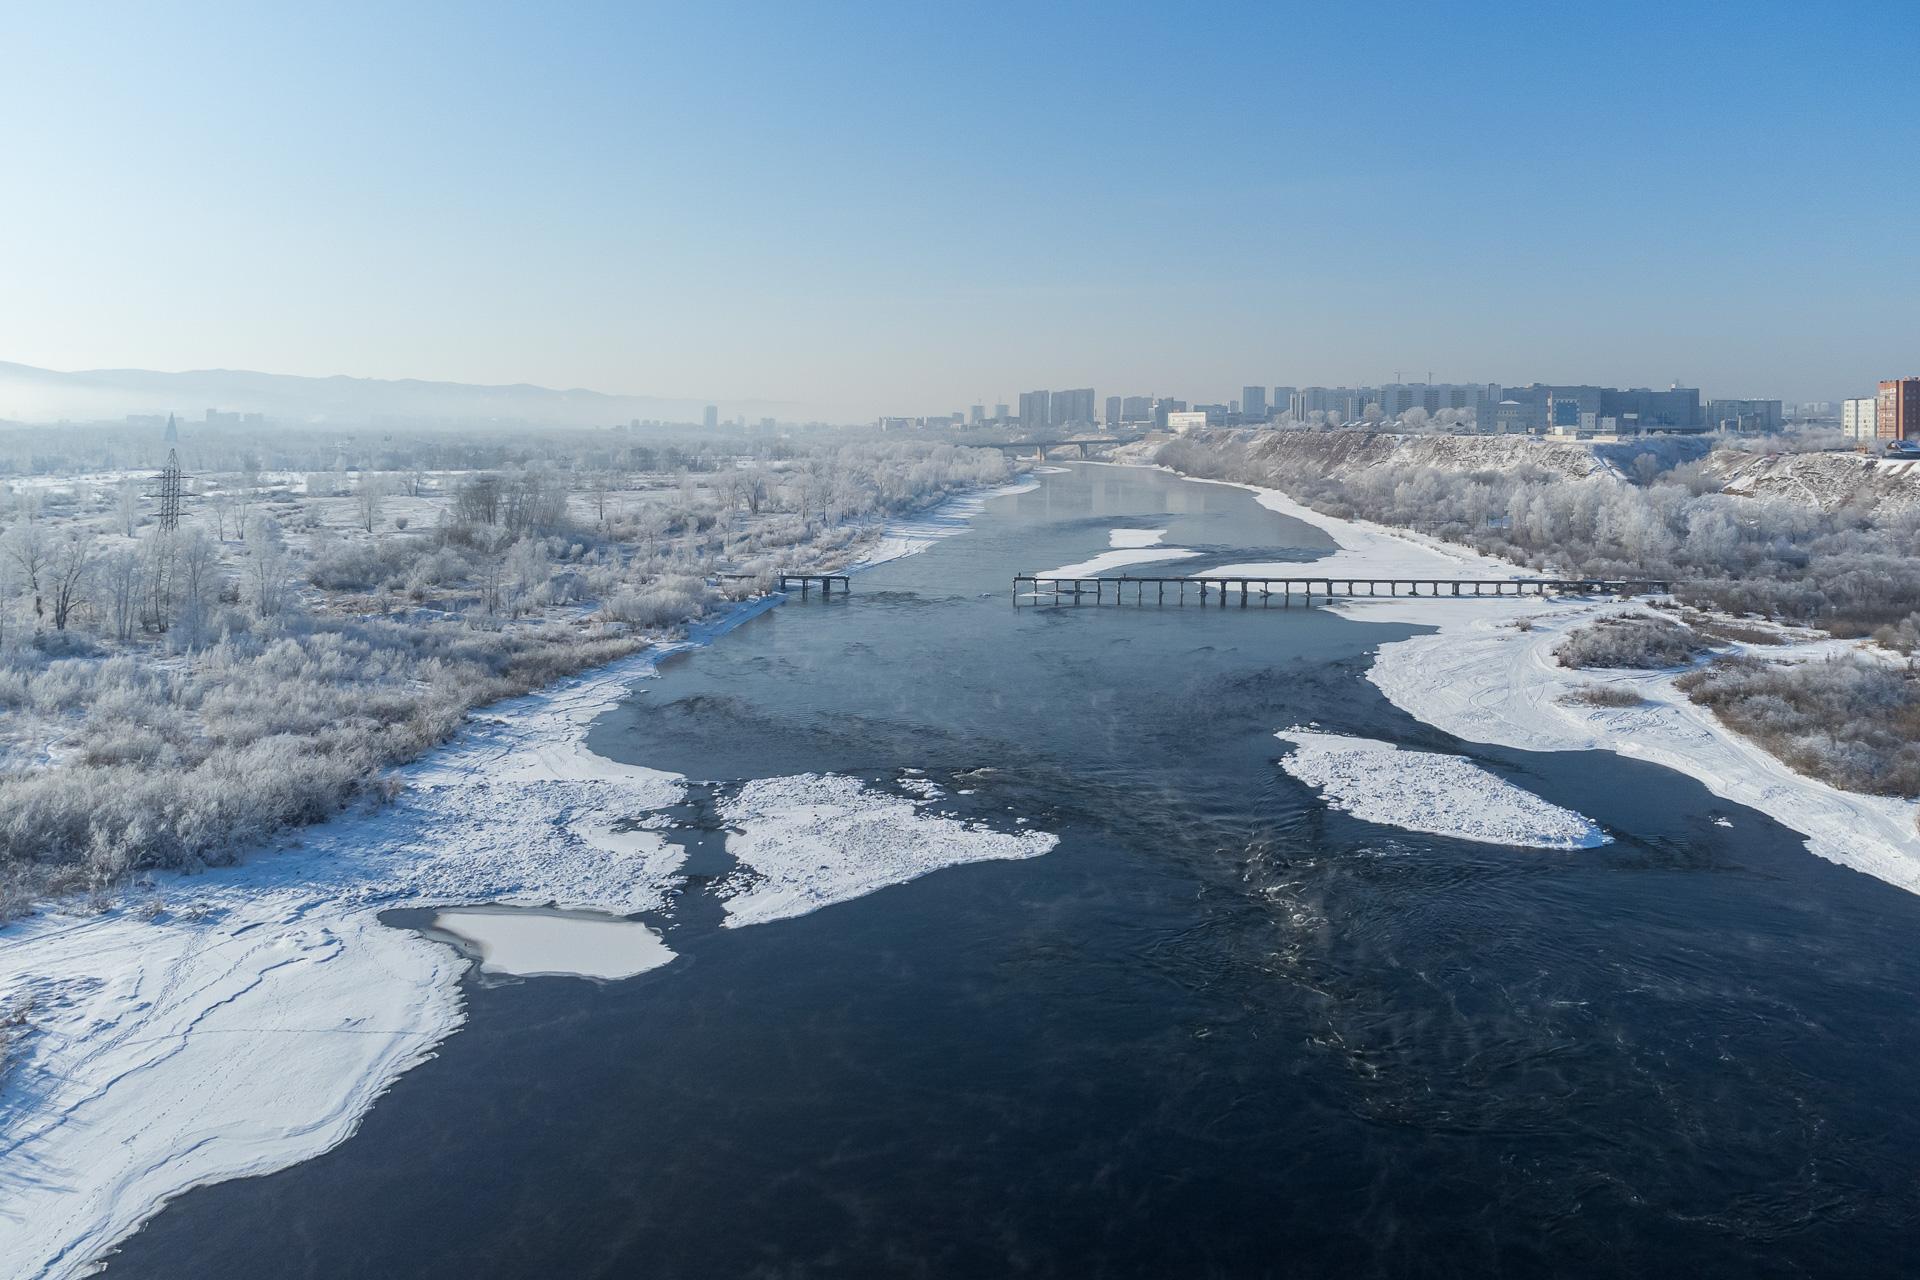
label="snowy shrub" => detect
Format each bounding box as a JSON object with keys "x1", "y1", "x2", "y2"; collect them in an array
[
  {"x1": 1872, "y1": 613, "x2": 1920, "y2": 655},
  {"x1": 0, "y1": 620, "x2": 645, "y2": 906},
  {"x1": 1555, "y1": 614, "x2": 1711, "y2": 669},
  {"x1": 1675, "y1": 657, "x2": 1920, "y2": 796},
  {"x1": 308, "y1": 532, "x2": 426, "y2": 591},
  {"x1": 1560, "y1": 685, "x2": 1644, "y2": 708},
  {"x1": 603, "y1": 575, "x2": 714, "y2": 627}
]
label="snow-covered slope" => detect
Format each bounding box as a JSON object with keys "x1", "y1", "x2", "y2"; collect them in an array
[{"x1": 1704, "y1": 449, "x2": 1920, "y2": 514}]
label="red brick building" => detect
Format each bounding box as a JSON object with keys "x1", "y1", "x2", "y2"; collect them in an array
[{"x1": 1878, "y1": 378, "x2": 1920, "y2": 440}]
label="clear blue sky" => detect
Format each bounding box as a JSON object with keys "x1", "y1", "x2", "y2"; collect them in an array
[{"x1": 4, "y1": 1, "x2": 1915, "y2": 418}]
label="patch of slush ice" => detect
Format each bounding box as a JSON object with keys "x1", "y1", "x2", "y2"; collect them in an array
[
  {"x1": 1276, "y1": 728, "x2": 1609, "y2": 850},
  {"x1": 428, "y1": 907, "x2": 675, "y2": 980},
  {"x1": 717, "y1": 773, "x2": 1057, "y2": 927},
  {"x1": 1040, "y1": 547, "x2": 1202, "y2": 577},
  {"x1": 1108, "y1": 528, "x2": 1167, "y2": 548}
]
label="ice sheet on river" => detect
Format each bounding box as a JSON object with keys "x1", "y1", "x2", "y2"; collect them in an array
[
  {"x1": 1040, "y1": 526, "x2": 1202, "y2": 577},
  {"x1": 717, "y1": 773, "x2": 1058, "y2": 927},
  {"x1": 1276, "y1": 729, "x2": 1609, "y2": 850}
]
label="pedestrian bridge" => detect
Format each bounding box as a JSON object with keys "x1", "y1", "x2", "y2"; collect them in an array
[{"x1": 1012, "y1": 574, "x2": 1674, "y2": 607}]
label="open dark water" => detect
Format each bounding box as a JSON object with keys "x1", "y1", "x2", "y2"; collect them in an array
[{"x1": 113, "y1": 465, "x2": 1920, "y2": 1278}]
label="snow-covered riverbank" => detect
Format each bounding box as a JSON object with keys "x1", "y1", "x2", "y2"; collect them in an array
[
  {"x1": 1169, "y1": 466, "x2": 1920, "y2": 895},
  {"x1": 0, "y1": 481, "x2": 1048, "y2": 1280}
]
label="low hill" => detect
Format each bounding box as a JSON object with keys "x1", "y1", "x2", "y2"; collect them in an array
[{"x1": 0, "y1": 361, "x2": 794, "y2": 428}]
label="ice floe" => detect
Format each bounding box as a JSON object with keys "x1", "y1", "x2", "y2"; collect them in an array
[
  {"x1": 1041, "y1": 547, "x2": 1203, "y2": 577},
  {"x1": 1036, "y1": 526, "x2": 1205, "y2": 578},
  {"x1": 1276, "y1": 728, "x2": 1609, "y2": 850},
  {"x1": 428, "y1": 907, "x2": 676, "y2": 980},
  {"x1": 716, "y1": 773, "x2": 1058, "y2": 927}
]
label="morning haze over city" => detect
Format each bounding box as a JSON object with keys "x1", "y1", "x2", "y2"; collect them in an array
[{"x1": 3, "y1": 4, "x2": 1919, "y2": 1279}]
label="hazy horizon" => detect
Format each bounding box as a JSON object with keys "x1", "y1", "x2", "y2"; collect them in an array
[{"x1": 5, "y1": 1, "x2": 1915, "y2": 417}]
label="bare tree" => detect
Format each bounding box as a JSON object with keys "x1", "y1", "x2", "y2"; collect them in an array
[
  {"x1": 140, "y1": 527, "x2": 181, "y2": 633},
  {"x1": 173, "y1": 528, "x2": 220, "y2": 648},
  {"x1": 244, "y1": 516, "x2": 294, "y2": 620},
  {"x1": 209, "y1": 491, "x2": 235, "y2": 542},
  {"x1": 0, "y1": 546, "x2": 16, "y2": 648},
  {"x1": 587, "y1": 473, "x2": 612, "y2": 528},
  {"x1": 355, "y1": 475, "x2": 386, "y2": 533},
  {"x1": 473, "y1": 529, "x2": 512, "y2": 615},
  {"x1": 116, "y1": 478, "x2": 143, "y2": 537},
  {"x1": 454, "y1": 474, "x2": 502, "y2": 527},
  {"x1": 3, "y1": 521, "x2": 50, "y2": 620},
  {"x1": 99, "y1": 548, "x2": 144, "y2": 642},
  {"x1": 745, "y1": 465, "x2": 774, "y2": 515},
  {"x1": 633, "y1": 502, "x2": 669, "y2": 551},
  {"x1": 47, "y1": 527, "x2": 97, "y2": 630},
  {"x1": 235, "y1": 467, "x2": 261, "y2": 528}
]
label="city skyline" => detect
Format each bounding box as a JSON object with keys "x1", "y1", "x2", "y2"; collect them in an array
[{"x1": 4, "y1": 1, "x2": 1916, "y2": 418}]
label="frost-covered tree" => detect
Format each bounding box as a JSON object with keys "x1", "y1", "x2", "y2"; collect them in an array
[
  {"x1": 116, "y1": 478, "x2": 143, "y2": 537},
  {"x1": 47, "y1": 527, "x2": 96, "y2": 631},
  {"x1": 98, "y1": 548, "x2": 144, "y2": 643},
  {"x1": 243, "y1": 516, "x2": 295, "y2": 620},
  {"x1": 2, "y1": 521, "x2": 49, "y2": 621},
  {"x1": 355, "y1": 475, "x2": 385, "y2": 533},
  {"x1": 170, "y1": 528, "x2": 220, "y2": 649}
]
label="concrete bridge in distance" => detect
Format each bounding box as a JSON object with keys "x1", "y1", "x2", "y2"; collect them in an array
[{"x1": 964, "y1": 435, "x2": 1145, "y2": 461}]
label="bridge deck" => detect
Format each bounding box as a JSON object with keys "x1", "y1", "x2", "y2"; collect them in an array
[
  {"x1": 1013, "y1": 574, "x2": 1672, "y2": 607},
  {"x1": 719, "y1": 572, "x2": 851, "y2": 596}
]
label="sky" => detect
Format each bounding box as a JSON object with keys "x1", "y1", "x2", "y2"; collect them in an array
[{"x1": 3, "y1": 0, "x2": 1917, "y2": 420}]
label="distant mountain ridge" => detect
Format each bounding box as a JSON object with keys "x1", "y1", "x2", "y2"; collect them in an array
[{"x1": 0, "y1": 360, "x2": 798, "y2": 427}]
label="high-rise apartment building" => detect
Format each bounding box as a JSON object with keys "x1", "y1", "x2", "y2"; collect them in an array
[
  {"x1": 1018, "y1": 390, "x2": 1050, "y2": 429},
  {"x1": 1843, "y1": 397, "x2": 1877, "y2": 442},
  {"x1": 1289, "y1": 387, "x2": 1376, "y2": 422},
  {"x1": 1877, "y1": 379, "x2": 1920, "y2": 440},
  {"x1": 1374, "y1": 382, "x2": 1503, "y2": 421},
  {"x1": 1242, "y1": 386, "x2": 1268, "y2": 420},
  {"x1": 1121, "y1": 395, "x2": 1153, "y2": 423},
  {"x1": 1049, "y1": 387, "x2": 1095, "y2": 427},
  {"x1": 969, "y1": 404, "x2": 985, "y2": 425},
  {"x1": 702, "y1": 405, "x2": 719, "y2": 430},
  {"x1": 994, "y1": 403, "x2": 1009, "y2": 421}
]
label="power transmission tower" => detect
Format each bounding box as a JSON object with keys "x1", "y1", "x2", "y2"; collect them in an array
[{"x1": 158, "y1": 448, "x2": 183, "y2": 532}]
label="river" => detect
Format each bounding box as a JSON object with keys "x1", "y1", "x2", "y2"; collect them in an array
[{"x1": 107, "y1": 463, "x2": 1920, "y2": 1278}]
